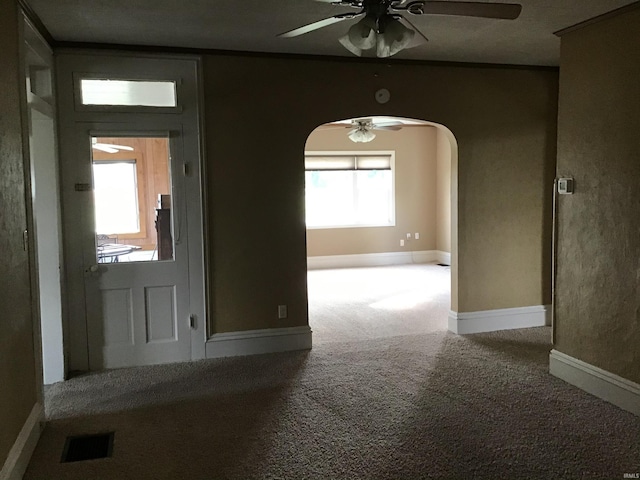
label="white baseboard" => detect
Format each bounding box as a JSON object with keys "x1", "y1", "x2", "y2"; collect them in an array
[
  {"x1": 448, "y1": 305, "x2": 550, "y2": 334},
  {"x1": 307, "y1": 250, "x2": 450, "y2": 270},
  {"x1": 0, "y1": 403, "x2": 43, "y2": 480},
  {"x1": 436, "y1": 251, "x2": 451, "y2": 265},
  {"x1": 206, "y1": 325, "x2": 312, "y2": 359},
  {"x1": 550, "y1": 350, "x2": 640, "y2": 417}
]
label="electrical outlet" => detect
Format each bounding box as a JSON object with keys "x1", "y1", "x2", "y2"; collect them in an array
[
  {"x1": 400, "y1": 239, "x2": 405, "y2": 247},
  {"x1": 278, "y1": 305, "x2": 287, "y2": 319},
  {"x1": 415, "y1": 232, "x2": 420, "y2": 240},
  {"x1": 406, "y1": 233, "x2": 411, "y2": 239}
]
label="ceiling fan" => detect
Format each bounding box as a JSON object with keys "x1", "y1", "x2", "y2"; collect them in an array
[
  {"x1": 324, "y1": 117, "x2": 404, "y2": 142},
  {"x1": 278, "y1": 0, "x2": 522, "y2": 58},
  {"x1": 91, "y1": 138, "x2": 134, "y2": 154}
]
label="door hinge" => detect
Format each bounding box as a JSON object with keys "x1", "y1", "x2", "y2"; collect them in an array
[
  {"x1": 23, "y1": 230, "x2": 29, "y2": 251},
  {"x1": 183, "y1": 162, "x2": 190, "y2": 177},
  {"x1": 189, "y1": 314, "x2": 196, "y2": 330}
]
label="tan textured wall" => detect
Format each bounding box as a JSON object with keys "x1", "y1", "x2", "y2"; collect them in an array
[
  {"x1": 436, "y1": 128, "x2": 452, "y2": 254},
  {"x1": 555, "y1": 8, "x2": 640, "y2": 383},
  {"x1": 305, "y1": 125, "x2": 437, "y2": 257},
  {"x1": 0, "y1": 0, "x2": 39, "y2": 465},
  {"x1": 203, "y1": 54, "x2": 557, "y2": 332}
]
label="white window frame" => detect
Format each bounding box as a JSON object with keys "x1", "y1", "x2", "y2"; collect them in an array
[
  {"x1": 304, "y1": 150, "x2": 396, "y2": 229},
  {"x1": 72, "y1": 72, "x2": 183, "y2": 114}
]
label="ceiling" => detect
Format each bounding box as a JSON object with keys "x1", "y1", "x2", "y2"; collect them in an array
[{"x1": 26, "y1": 0, "x2": 637, "y2": 66}]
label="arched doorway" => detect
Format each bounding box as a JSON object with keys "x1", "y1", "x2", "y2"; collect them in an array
[{"x1": 303, "y1": 115, "x2": 459, "y2": 343}]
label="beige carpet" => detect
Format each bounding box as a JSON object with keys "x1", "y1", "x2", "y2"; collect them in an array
[
  {"x1": 25, "y1": 264, "x2": 640, "y2": 479},
  {"x1": 309, "y1": 263, "x2": 450, "y2": 344}
]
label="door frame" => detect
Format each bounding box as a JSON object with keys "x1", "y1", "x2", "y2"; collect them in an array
[{"x1": 56, "y1": 51, "x2": 207, "y2": 371}]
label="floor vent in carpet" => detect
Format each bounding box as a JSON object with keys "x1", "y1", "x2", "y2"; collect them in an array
[
  {"x1": 61, "y1": 432, "x2": 114, "y2": 462},
  {"x1": 437, "y1": 263, "x2": 450, "y2": 267}
]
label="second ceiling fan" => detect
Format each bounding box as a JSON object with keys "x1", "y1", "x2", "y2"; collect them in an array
[
  {"x1": 322, "y1": 117, "x2": 405, "y2": 143},
  {"x1": 348, "y1": 118, "x2": 403, "y2": 143},
  {"x1": 278, "y1": 0, "x2": 522, "y2": 58}
]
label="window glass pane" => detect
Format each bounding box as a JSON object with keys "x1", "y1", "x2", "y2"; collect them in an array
[
  {"x1": 93, "y1": 162, "x2": 139, "y2": 234},
  {"x1": 80, "y1": 79, "x2": 177, "y2": 107},
  {"x1": 305, "y1": 171, "x2": 355, "y2": 227},
  {"x1": 355, "y1": 170, "x2": 393, "y2": 224},
  {"x1": 92, "y1": 137, "x2": 173, "y2": 263},
  {"x1": 305, "y1": 160, "x2": 394, "y2": 228}
]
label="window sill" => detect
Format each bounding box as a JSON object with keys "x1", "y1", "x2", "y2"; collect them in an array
[{"x1": 306, "y1": 223, "x2": 395, "y2": 230}]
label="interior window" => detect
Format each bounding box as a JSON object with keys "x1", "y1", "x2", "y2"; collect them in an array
[
  {"x1": 80, "y1": 79, "x2": 177, "y2": 107},
  {"x1": 305, "y1": 153, "x2": 395, "y2": 228}
]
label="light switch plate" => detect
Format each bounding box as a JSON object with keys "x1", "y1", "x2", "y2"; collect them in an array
[{"x1": 558, "y1": 177, "x2": 574, "y2": 194}]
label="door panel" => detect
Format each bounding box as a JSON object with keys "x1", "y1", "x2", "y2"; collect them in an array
[
  {"x1": 101, "y1": 288, "x2": 133, "y2": 346},
  {"x1": 145, "y1": 285, "x2": 177, "y2": 343}
]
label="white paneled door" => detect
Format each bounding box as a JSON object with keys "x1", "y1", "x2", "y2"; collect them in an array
[
  {"x1": 57, "y1": 54, "x2": 206, "y2": 371},
  {"x1": 83, "y1": 132, "x2": 191, "y2": 369}
]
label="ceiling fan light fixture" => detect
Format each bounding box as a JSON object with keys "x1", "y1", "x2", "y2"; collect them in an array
[
  {"x1": 339, "y1": 15, "x2": 376, "y2": 56},
  {"x1": 339, "y1": 35, "x2": 363, "y2": 56},
  {"x1": 339, "y1": 15, "x2": 416, "y2": 58},
  {"x1": 347, "y1": 15, "x2": 376, "y2": 49},
  {"x1": 377, "y1": 18, "x2": 415, "y2": 58},
  {"x1": 348, "y1": 127, "x2": 376, "y2": 143}
]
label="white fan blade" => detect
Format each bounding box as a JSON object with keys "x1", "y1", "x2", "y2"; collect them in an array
[
  {"x1": 93, "y1": 142, "x2": 134, "y2": 152},
  {"x1": 92, "y1": 144, "x2": 119, "y2": 154},
  {"x1": 278, "y1": 12, "x2": 363, "y2": 38},
  {"x1": 110, "y1": 144, "x2": 134, "y2": 151},
  {"x1": 421, "y1": 1, "x2": 522, "y2": 20},
  {"x1": 373, "y1": 121, "x2": 405, "y2": 127},
  {"x1": 374, "y1": 125, "x2": 402, "y2": 131}
]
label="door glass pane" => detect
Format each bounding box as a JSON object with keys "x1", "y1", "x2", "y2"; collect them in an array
[
  {"x1": 91, "y1": 137, "x2": 174, "y2": 263},
  {"x1": 93, "y1": 162, "x2": 139, "y2": 233},
  {"x1": 81, "y1": 79, "x2": 177, "y2": 107}
]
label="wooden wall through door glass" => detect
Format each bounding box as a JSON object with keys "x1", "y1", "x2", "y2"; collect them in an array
[{"x1": 92, "y1": 137, "x2": 170, "y2": 252}]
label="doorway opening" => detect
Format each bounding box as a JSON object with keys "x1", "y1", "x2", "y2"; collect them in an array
[
  {"x1": 23, "y1": 16, "x2": 66, "y2": 386},
  {"x1": 303, "y1": 116, "x2": 457, "y2": 344}
]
